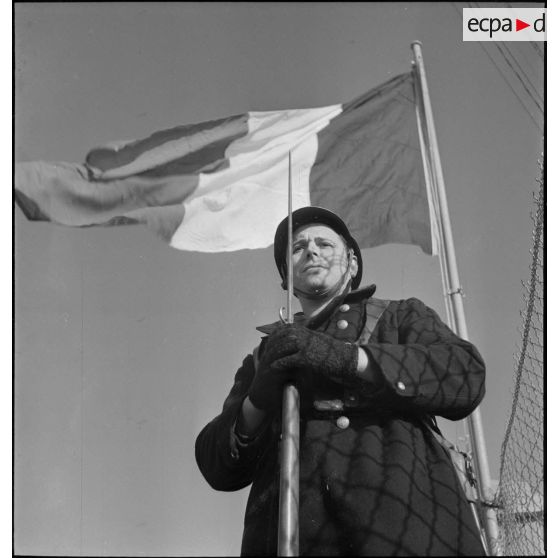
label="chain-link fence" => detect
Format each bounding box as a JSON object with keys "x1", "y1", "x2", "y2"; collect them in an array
[{"x1": 495, "y1": 157, "x2": 545, "y2": 555}]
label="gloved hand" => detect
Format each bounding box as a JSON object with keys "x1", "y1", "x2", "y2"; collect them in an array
[
  {"x1": 271, "y1": 325, "x2": 359, "y2": 383},
  {"x1": 247, "y1": 325, "x2": 305, "y2": 411}
]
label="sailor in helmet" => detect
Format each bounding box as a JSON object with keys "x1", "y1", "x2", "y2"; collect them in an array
[{"x1": 196, "y1": 206, "x2": 486, "y2": 556}]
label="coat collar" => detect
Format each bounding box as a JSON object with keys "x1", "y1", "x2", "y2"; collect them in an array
[{"x1": 256, "y1": 284, "x2": 377, "y2": 335}]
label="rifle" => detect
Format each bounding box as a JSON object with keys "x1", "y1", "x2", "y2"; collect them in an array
[{"x1": 277, "y1": 151, "x2": 300, "y2": 556}]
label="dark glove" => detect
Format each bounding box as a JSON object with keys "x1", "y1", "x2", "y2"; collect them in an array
[
  {"x1": 268, "y1": 324, "x2": 359, "y2": 384},
  {"x1": 247, "y1": 325, "x2": 303, "y2": 411}
]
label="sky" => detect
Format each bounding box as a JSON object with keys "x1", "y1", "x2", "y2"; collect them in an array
[{"x1": 13, "y1": 2, "x2": 545, "y2": 556}]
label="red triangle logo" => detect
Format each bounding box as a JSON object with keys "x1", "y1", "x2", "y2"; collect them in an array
[{"x1": 516, "y1": 19, "x2": 530, "y2": 31}]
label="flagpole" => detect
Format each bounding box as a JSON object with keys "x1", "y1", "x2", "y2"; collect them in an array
[
  {"x1": 277, "y1": 152, "x2": 300, "y2": 556},
  {"x1": 411, "y1": 41, "x2": 500, "y2": 555}
]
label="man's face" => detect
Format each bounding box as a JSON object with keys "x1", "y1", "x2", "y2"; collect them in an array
[{"x1": 289, "y1": 224, "x2": 355, "y2": 294}]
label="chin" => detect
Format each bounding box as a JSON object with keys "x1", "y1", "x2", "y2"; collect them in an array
[{"x1": 302, "y1": 275, "x2": 325, "y2": 286}]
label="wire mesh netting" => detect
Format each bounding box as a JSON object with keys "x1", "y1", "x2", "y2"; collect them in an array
[{"x1": 495, "y1": 157, "x2": 545, "y2": 555}]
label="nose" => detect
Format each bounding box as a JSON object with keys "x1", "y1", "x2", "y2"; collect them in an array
[{"x1": 305, "y1": 240, "x2": 319, "y2": 258}]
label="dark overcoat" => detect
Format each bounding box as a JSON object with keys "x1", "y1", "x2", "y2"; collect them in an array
[{"x1": 195, "y1": 285, "x2": 486, "y2": 556}]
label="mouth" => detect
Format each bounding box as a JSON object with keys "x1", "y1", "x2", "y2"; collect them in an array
[{"x1": 302, "y1": 263, "x2": 327, "y2": 273}]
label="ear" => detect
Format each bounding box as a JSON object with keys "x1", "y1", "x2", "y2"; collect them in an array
[{"x1": 348, "y1": 251, "x2": 359, "y2": 279}]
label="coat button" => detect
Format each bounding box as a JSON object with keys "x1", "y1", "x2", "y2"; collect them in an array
[
  {"x1": 337, "y1": 319, "x2": 348, "y2": 330},
  {"x1": 339, "y1": 304, "x2": 350, "y2": 312},
  {"x1": 336, "y1": 416, "x2": 350, "y2": 429},
  {"x1": 396, "y1": 381, "x2": 406, "y2": 391}
]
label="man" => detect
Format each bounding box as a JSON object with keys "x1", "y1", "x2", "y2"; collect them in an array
[{"x1": 195, "y1": 206, "x2": 486, "y2": 556}]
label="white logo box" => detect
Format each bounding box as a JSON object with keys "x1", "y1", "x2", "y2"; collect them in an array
[{"x1": 463, "y1": 8, "x2": 546, "y2": 42}]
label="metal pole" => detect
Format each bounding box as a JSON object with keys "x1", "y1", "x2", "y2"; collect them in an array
[
  {"x1": 287, "y1": 152, "x2": 294, "y2": 323},
  {"x1": 277, "y1": 151, "x2": 300, "y2": 556},
  {"x1": 411, "y1": 41, "x2": 500, "y2": 555}
]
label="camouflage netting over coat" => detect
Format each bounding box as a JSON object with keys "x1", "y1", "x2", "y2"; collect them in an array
[{"x1": 195, "y1": 286, "x2": 486, "y2": 556}]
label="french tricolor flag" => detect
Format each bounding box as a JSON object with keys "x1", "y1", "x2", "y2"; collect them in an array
[{"x1": 16, "y1": 72, "x2": 438, "y2": 255}]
